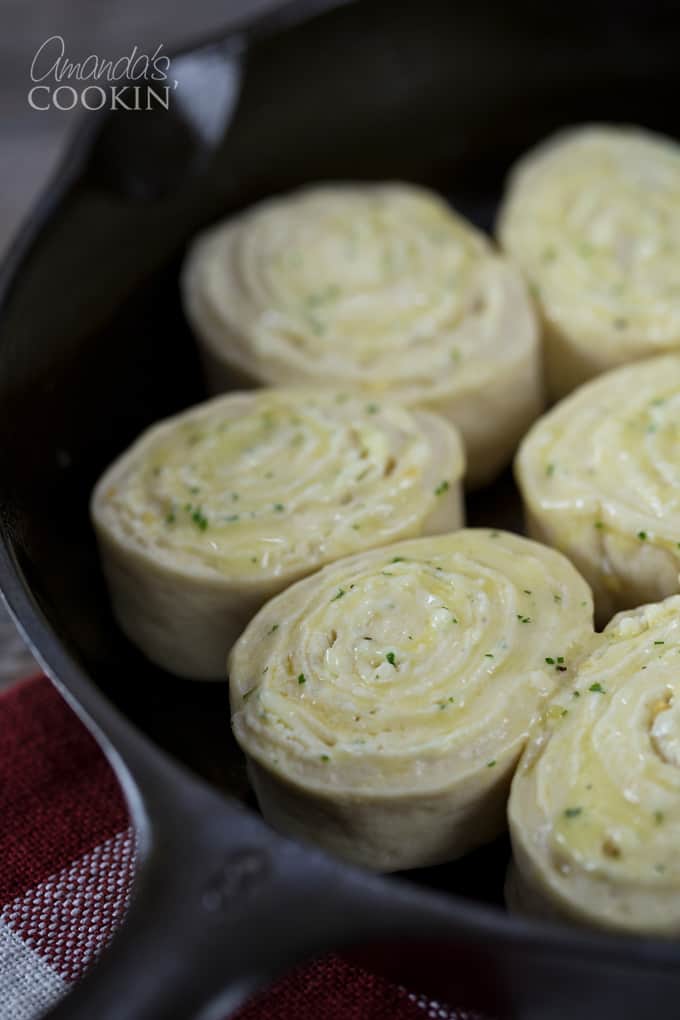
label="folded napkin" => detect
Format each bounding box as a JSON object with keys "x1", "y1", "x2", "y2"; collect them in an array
[{"x1": 0, "y1": 675, "x2": 485, "y2": 1019}]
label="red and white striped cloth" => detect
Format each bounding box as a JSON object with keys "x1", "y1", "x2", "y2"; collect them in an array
[{"x1": 0, "y1": 675, "x2": 489, "y2": 1019}]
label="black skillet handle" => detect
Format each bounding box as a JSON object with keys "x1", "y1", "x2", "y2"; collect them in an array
[{"x1": 43, "y1": 757, "x2": 481, "y2": 1020}]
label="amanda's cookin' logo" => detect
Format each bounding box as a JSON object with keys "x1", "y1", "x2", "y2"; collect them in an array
[{"x1": 28, "y1": 35, "x2": 178, "y2": 111}]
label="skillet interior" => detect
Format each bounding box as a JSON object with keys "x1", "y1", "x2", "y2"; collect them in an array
[{"x1": 3, "y1": 0, "x2": 680, "y2": 966}]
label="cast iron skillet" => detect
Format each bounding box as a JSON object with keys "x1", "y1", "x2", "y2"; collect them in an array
[{"x1": 2, "y1": 0, "x2": 680, "y2": 1016}]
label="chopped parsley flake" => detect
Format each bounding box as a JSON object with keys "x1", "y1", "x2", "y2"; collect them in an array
[
  {"x1": 545, "y1": 657, "x2": 555, "y2": 665},
  {"x1": 190, "y1": 507, "x2": 208, "y2": 531},
  {"x1": 386, "y1": 652, "x2": 397, "y2": 667},
  {"x1": 654, "y1": 640, "x2": 665, "y2": 645},
  {"x1": 165, "y1": 512, "x2": 175, "y2": 524},
  {"x1": 564, "y1": 807, "x2": 582, "y2": 819},
  {"x1": 391, "y1": 557, "x2": 406, "y2": 563},
  {"x1": 273, "y1": 503, "x2": 285, "y2": 513},
  {"x1": 517, "y1": 615, "x2": 532, "y2": 624},
  {"x1": 638, "y1": 531, "x2": 648, "y2": 541},
  {"x1": 331, "y1": 588, "x2": 345, "y2": 602},
  {"x1": 485, "y1": 653, "x2": 494, "y2": 659},
  {"x1": 297, "y1": 673, "x2": 306, "y2": 685},
  {"x1": 655, "y1": 810, "x2": 665, "y2": 825},
  {"x1": 595, "y1": 521, "x2": 604, "y2": 530},
  {"x1": 366, "y1": 402, "x2": 380, "y2": 414},
  {"x1": 434, "y1": 480, "x2": 450, "y2": 496},
  {"x1": 321, "y1": 754, "x2": 330, "y2": 762},
  {"x1": 589, "y1": 682, "x2": 606, "y2": 694},
  {"x1": 487, "y1": 760, "x2": 496, "y2": 768},
  {"x1": 546, "y1": 463, "x2": 555, "y2": 477},
  {"x1": 267, "y1": 624, "x2": 279, "y2": 635}
]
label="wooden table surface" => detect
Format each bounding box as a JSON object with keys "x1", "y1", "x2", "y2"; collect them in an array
[{"x1": 0, "y1": 0, "x2": 284, "y2": 687}]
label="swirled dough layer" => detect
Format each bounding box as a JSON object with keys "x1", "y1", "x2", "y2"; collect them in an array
[
  {"x1": 498, "y1": 125, "x2": 680, "y2": 399},
  {"x1": 182, "y1": 183, "x2": 541, "y2": 487},
  {"x1": 509, "y1": 596, "x2": 680, "y2": 935},
  {"x1": 91, "y1": 389, "x2": 464, "y2": 679},
  {"x1": 229, "y1": 530, "x2": 593, "y2": 870},
  {"x1": 516, "y1": 354, "x2": 680, "y2": 623}
]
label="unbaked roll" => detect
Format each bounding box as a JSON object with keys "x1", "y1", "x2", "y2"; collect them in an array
[
  {"x1": 509, "y1": 596, "x2": 680, "y2": 935},
  {"x1": 182, "y1": 182, "x2": 541, "y2": 487},
  {"x1": 229, "y1": 530, "x2": 593, "y2": 871},
  {"x1": 516, "y1": 353, "x2": 680, "y2": 623},
  {"x1": 91, "y1": 389, "x2": 464, "y2": 679},
  {"x1": 498, "y1": 124, "x2": 680, "y2": 399}
]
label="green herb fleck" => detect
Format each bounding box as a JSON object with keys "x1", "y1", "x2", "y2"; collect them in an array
[
  {"x1": 297, "y1": 673, "x2": 306, "y2": 685},
  {"x1": 546, "y1": 463, "x2": 555, "y2": 477},
  {"x1": 595, "y1": 521, "x2": 604, "y2": 530},
  {"x1": 331, "y1": 588, "x2": 345, "y2": 602},
  {"x1": 564, "y1": 807, "x2": 582, "y2": 818},
  {"x1": 366, "y1": 402, "x2": 380, "y2": 414},
  {"x1": 191, "y1": 507, "x2": 208, "y2": 531},
  {"x1": 273, "y1": 503, "x2": 285, "y2": 513},
  {"x1": 487, "y1": 760, "x2": 497, "y2": 768},
  {"x1": 545, "y1": 657, "x2": 555, "y2": 665},
  {"x1": 386, "y1": 652, "x2": 397, "y2": 667},
  {"x1": 638, "y1": 531, "x2": 648, "y2": 541},
  {"x1": 165, "y1": 512, "x2": 175, "y2": 525},
  {"x1": 321, "y1": 754, "x2": 330, "y2": 762},
  {"x1": 434, "y1": 480, "x2": 450, "y2": 496},
  {"x1": 267, "y1": 624, "x2": 279, "y2": 635},
  {"x1": 589, "y1": 683, "x2": 606, "y2": 694},
  {"x1": 485, "y1": 653, "x2": 494, "y2": 659},
  {"x1": 655, "y1": 810, "x2": 665, "y2": 825}
]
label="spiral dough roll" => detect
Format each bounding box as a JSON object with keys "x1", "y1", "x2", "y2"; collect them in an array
[
  {"x1": 91, "y1": 389, "x2": 464, "y2": 679},
  {"x1": 182, "y1": 183, "x2": 541, "y2": 487},
  {"x1": 498, "y1": 125, "x2": 680, "y2": 398},
  {"x1": 516, "y1": 354, "x2": 680, "y2": 623},
  {"x1": 229, "y1": 530, "x2": 593, "y2": 871},
  {"x1": 509, "y1": 596, "x2": 680, "y2": 935}
]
